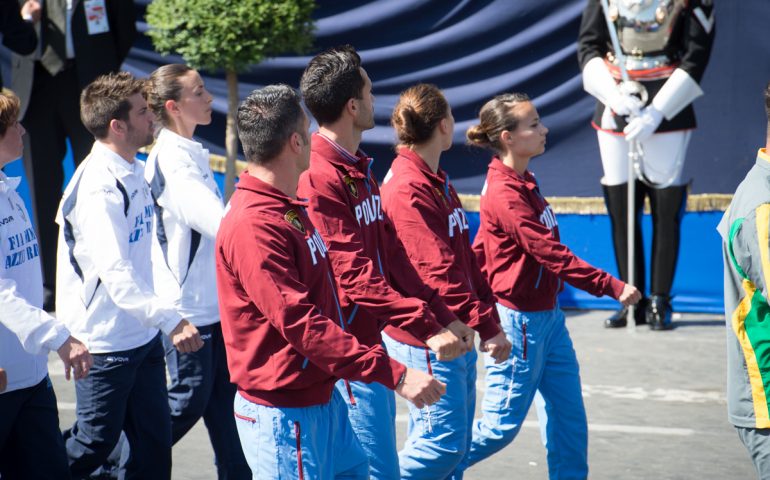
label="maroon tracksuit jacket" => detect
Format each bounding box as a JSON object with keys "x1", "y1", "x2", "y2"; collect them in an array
[
  {"x1": 297, "y1": 133, "x2": 455, "y2": 348},
  {"x1": 473, "y1": 158, "x2": 624, "y2": 312},
  {"x1": 215, "y1": 172, "x2": 405, "y2": 408},
  {"x1": 381, "y1": 148, "x2": 501, "y2": 346}
]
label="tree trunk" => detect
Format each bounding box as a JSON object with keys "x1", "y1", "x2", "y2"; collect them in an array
[{"x1": 224, "y1": 69, "x2": 239, "y2": 201}]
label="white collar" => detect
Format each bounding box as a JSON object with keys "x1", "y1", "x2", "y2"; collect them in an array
[
  {"x1": 91, "y1": 141, "x2": 138, "y2": 176},
  {"x1": 0, "y1": 170, "x2": 21, "y2": 194},
  {"x1": 157, "y1": 128, "x2": 208, "y2": 165}
]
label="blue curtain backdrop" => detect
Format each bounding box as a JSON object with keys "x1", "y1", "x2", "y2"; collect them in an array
[
  {"x1": 120, "y1": 0, "x2": 770, "y2": 196},
  {"x1": 1, "y1": 1, "x2": 768, "y2": 313}
]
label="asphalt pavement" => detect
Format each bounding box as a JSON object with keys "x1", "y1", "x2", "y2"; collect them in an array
[{"x1": 48, "y1": 309, "x2": 756, "y2": 480}]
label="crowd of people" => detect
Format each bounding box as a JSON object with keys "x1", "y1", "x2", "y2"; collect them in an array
[
  {"x1": 5, "y1": 0, "x2": 770, "y2": 479},
  {"x1": 0, "y1": 41, "x2": 641, "y2": 478}
]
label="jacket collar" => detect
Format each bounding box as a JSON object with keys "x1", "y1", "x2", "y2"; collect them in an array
[
  {"x1": 235, "y1": 171, "x2": 308, "y2": 208},
  {"x1": 488, "y1": 156, "x2": 538, "y2": 192},
  {"x1": 396, "y1": 147, "x2": 451, "y2": 197},
  {"x1": 312, "y1": 132, "x2": 373, "y2": 179},
  {"x1": 757, "y1": 148, "x2": 770, "y2": 169},
  {"x1": 157, "y1": 128, "x2": 209, "y2": 167},
  {"x1": 0, "y1": 170, "x2": 21, "y2": 194},
  {"x1": 91, "y1": 141, "x2": 138, "y2": 180}
]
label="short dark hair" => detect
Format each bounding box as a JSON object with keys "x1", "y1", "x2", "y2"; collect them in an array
[
  {"x1": 81, "y1": 72, "x2": 146, "y2": 139},
  {"x1": 147, "y1": 64, "x2": 194, "y2": 127},
  {"x1": 0, "y1": 91, "x2": 20, "y2": 137},
  {"x1": 237, "y1": 84, "x2": 305, "y2": 165},
  {"x1": 300, "y1": 45, "x2": 364, "y2": 125}
]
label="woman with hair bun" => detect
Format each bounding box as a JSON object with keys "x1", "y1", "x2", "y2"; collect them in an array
[
  {"x1": 380, "y1": 83, "x2": 512, "y2": 478},
  {"x1": 464, "y1": 94, "x2": 641, "y2": 478}
]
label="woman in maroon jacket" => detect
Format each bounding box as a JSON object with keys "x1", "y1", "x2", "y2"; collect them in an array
[
  {"x1": 380, "y1": 84, "x2": 511, "y2": 479},
  {"x1": 464, "y1": 93, "x2": 640, "y2": 479}
]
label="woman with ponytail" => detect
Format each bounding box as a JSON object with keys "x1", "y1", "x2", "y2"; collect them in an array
[
  {"x1": 380, "y1": 84, "x2": 512, "y2": 478},
  {"x1": 463, "y1": 93, "x2": 641, "y2": 478},
  {"x1": 143, "y1": 64, "x2": 250, "y2": 478}
]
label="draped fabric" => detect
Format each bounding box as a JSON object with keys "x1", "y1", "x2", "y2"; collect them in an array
[{"x1": 5, "y1": 0, "x2": 769, "y2": 195}]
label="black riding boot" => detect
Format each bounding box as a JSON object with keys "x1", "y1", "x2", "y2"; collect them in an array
[
  {"x1": 602, "y1": 182, "x2": 647, "y2": 328},
  {"x1": 647, "y1": 184, "x2": 688, "y2": 330}
]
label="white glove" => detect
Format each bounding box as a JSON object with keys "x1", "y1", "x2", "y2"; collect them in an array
[
  {"x1": 623, "y1": 106, "x2": 664, "y2": 143},
  {"x1": 582, "y1": 57, "x2": 643, "y2": 118},
  {"x1": 608, "y1": 92, "x2": 644, "y2": 118}
]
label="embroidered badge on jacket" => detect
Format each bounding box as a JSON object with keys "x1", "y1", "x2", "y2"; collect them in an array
[
  {"x1": 285, "y1": 210, "x2": 305, "y2": 234},
  {"x1": 344, "y1": 175, "x2": 359, "y2": 198}
]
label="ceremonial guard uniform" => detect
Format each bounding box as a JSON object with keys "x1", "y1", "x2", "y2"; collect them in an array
[{"x1": 578, "y1": 0, "x2": 715, "y2": 329}]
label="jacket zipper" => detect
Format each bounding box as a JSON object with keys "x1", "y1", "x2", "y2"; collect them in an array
[
  {"x1": 522, "y1": 322, "x2": 527, "y2": 360},
  {"x1": 534, "y1": 266, "x2": 544, "y2": 289},
  {"x1": 295, "y1": 421, "x2": 305, "y2": 480}
]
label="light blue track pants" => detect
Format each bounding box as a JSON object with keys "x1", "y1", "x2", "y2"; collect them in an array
[
  {"x1": 463, "y1": 304, "x2": 588, "y2": 480},
  {"x1": 383, "y1": 333, "x2": 478, "y2": 480},
  {"x1": 233, "y1": 390, "x2": 369, "y2": 479},
  {"x1": 334, "y1": 377, "x2": 400, "y2": 479}
]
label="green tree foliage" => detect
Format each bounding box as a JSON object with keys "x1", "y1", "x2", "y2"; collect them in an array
[
  {"x1": 146, "y1": 0, "x2": 315, "y2": 198},
  {"x1": 146, "y1": 0, "x2": 314, "y2": 72}
]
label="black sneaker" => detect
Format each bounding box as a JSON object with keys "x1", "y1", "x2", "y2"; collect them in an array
[
  {"x1": 647, "y1": 294, "x2": 674, "y2": 330},
  {"x1": 604, "y1": 299, "x2": 647, "y2": 328}
]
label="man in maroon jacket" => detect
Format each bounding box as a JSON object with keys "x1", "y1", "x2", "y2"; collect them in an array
[
  {"x1": 297, "y1": 45, "x2": 474, "y2": 479},
  {"x1": 216, "y1": 84, "x2": 446, "y2": 479}
]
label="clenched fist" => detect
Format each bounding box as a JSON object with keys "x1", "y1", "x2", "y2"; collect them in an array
[
  {"x1": 618, "y1": 283, "x2": 642, "y2": 306},
  {"x1": 395, "y1": 368, "x2": 446, "y2": 409},
  {"x1": 170, "y1": 320, "x2": 204, "y2": 353},
  {"x1": 57, "y1": 336, "x2": 93, "y2": 380},
  {"x1": 447, "y1": 320, "x2": 475, "y2": 354},
  {"x1": 425, "y1": 328, "x2": 463, "y2": 361},
  {"x1": 481, "y1": 331, "x2": 512, "y2": 364}
]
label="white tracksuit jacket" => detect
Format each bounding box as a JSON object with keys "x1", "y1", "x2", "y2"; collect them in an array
[
  {"x1": 0, "y1": 171, "x2": 70, "y2": 394},
  {"x1": 145, "y1": 128, "x2": 224, "y2": 328},
  {"x1": 55, "y1": 141, "x2": 182, "y2": 354}
]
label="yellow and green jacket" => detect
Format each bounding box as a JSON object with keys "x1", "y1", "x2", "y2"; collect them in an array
[{"x1": 718, "y1": 148, "x2": 770, "y2": 428}]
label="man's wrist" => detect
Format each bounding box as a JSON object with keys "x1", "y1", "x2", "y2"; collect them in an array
[{"x1": 396, "y1": 371, "x2": 407, "y2": 388}]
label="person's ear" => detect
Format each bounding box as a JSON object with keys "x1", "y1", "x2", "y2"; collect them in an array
[
  {"x1": 439, "y1": 117, "x2": 450, "y2": 135},
  {"x1": 109, "y1": 118, "x2": 126, "y2": 137},
  {"x1": 346, "y1": 97, "x2": 358, "y2": 116},
  {"x1": 164, "y1": 99, "x2": 180, "y2": 117},
  {"x1": 290, "y1": 132, "x2": 303, "y2": 153}
]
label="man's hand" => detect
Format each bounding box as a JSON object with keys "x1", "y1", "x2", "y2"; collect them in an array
[
  {"x1": 425, "y1": 328, "x2": 463, "y2": 361},
  {"x1": 619, "y1": 283, "x2": 642, "y2": 306},
  {"x1": 608, "y1": 92, "x2": 644, "y2": 118},
  {"x1": 480, "y1": 331, "x2": 512, "y2": 364},
  {"x1": 447, "y1": 320, "x2": 475, "y2": 354},
  {"x1": 169, "y1": 320, "x2": 204, "y2": 353},
  {"x1": 0, "y1": 368, "x2": 6, "y2": 392},
  {"x1": 395, "y1": 368, "x2": 446, "y2": 409},
  {"x1": 57, "y1": 336, "x2": 93, "y2": 381},
  {"x1": 21, "y1": 1, "x2": 41, "y2": 23},
  {"x1": 623, "y1": 105, "x2": 664, "y2": 143}
]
